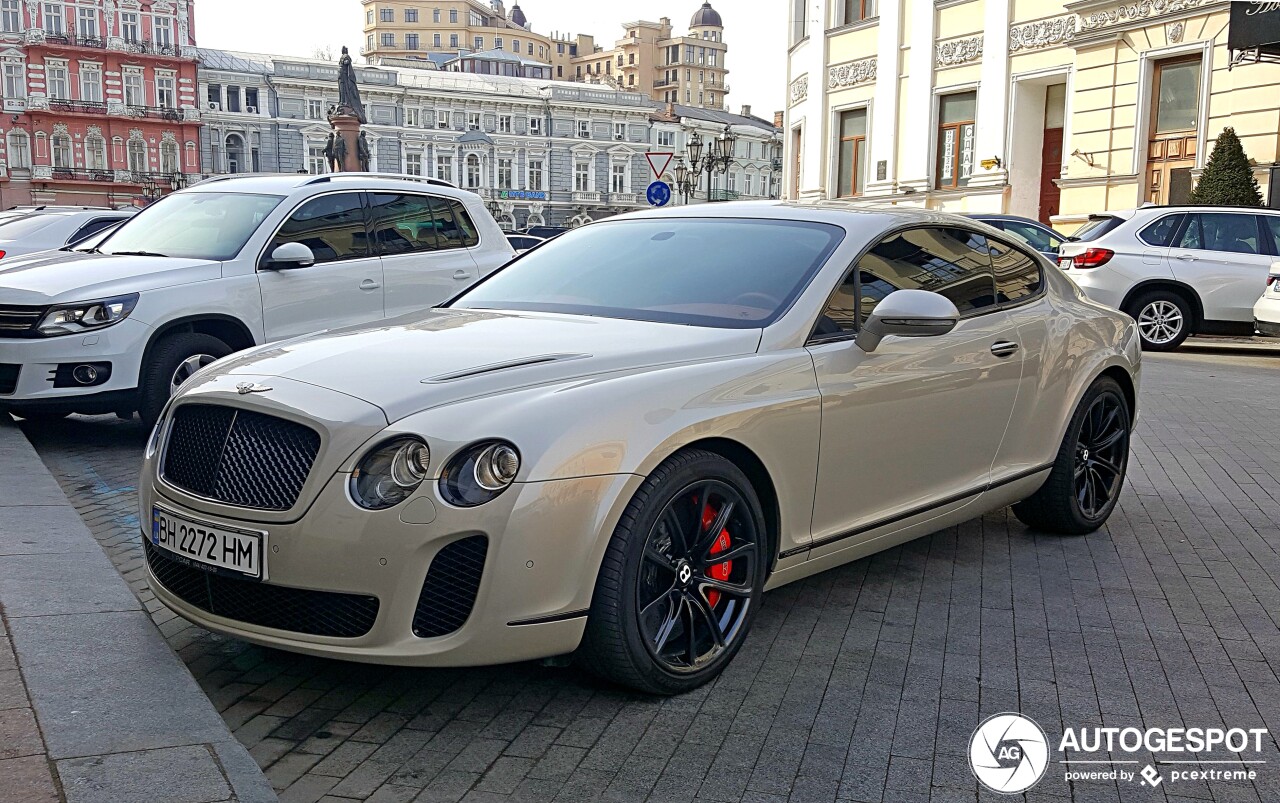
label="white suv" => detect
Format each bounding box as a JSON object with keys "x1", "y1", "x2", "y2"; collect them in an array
[
  {"x1": 0, "y1": 174, "x2": 513, "y2": 424},
  {"x1": 1058, "y1": 206, "x2": 1280, "y2": 350}
]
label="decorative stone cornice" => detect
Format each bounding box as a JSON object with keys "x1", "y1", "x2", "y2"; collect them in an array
[
  {"x1": 828, "y1": 57, "x2": 877, "y2": 90},
  {"x1": 789, "y1": 74, "x2": 809, "y2": 106},
  {"x1": 936, "y1": 36, "x2": 984, "y2": 67},
  {"x1": 1010, "y1": 15, "x2": 1078, "y2": 51},
  {"x1": 1074, "y1": 0, "x2": 1209, "y2": 31}
]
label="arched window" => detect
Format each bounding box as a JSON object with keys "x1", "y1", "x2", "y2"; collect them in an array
[
  {"x1": 160, "y1": 139, "x2": 179, "y2": 174},
  {"x1": 465, "y1": 153, "x2": 481, "y2": 188},
  {"x1": 51, "y1": 133, "x2": 72, "y2": 168},
  {"x1": 85, "y1": 133, "x2": 107, "y2": 171},
  {"x1": 224, "y1": 133, "x2": 244, "y2": 174},
  {"x1": 6, "y1": 130, "x2": 30, "y2": 169},
  {"x1": 127, "y1": 136, "x2": 147, "y2": 173}
]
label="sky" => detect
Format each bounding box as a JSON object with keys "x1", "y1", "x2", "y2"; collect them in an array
[{"x1": 196, "y1": 0, "x2": 786, "y2": 119}]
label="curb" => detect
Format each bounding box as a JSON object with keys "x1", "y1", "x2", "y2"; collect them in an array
[{"x1": 0, "y1": 415, "x2": 277, "y2": 802}]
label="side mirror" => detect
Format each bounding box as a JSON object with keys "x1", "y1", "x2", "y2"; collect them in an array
[
  {"x1": 264, "y1": 242, "x2": 315, "y2": 270},
  {"x1": 856, "y1": 289, "x2": 961, "y2": 353}
]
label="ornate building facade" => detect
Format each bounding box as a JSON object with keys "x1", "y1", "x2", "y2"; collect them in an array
[
  {"x1": 0, "y1": 0, "x2": 201, "y2": 207},
  {"x1": 361, "y1": 0, "x2": 556, "y2": 67},
  {"x1": 785, "y1": 0, "x2": 1280, "y2": 226}
]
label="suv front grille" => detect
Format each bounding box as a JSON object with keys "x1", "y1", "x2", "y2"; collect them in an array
[
  {"x1": 144, "y1": 541, "x2": 379, "y2": 638},
  {"x1": 412, "y1": 536, "x2": 488, "y2": 638},
  {"x1": 0, "y1": 364, "x2": 18, "y2": 395},
  {"x1": 162, "y1": 404, "x2": 321, "y2": 511},
  {"x1": 0, "y1": 305, "x2": 47, "y2": 338}
]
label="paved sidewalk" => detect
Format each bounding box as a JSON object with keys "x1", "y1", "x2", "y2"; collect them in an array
[{"x1": 0, "y1": 415, "x2": 276, "y2": 803}]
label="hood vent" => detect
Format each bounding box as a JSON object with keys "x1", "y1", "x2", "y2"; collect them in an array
[{"x1": 422, "y1": 353, "x2": 590, "y2": 384}]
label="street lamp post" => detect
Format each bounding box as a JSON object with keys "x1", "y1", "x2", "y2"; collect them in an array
[{"x1": 681, "y1": 125, "x2": 737, "y2": 203}]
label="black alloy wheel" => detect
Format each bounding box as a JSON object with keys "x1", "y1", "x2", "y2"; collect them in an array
[{"x1": 1074, "y1": 392, "x2": 1128, "y2": 519}]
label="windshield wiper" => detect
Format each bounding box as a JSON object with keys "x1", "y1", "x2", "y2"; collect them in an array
[{"x1": 107, "y1": 250, "x2": 170, "y2": 258}]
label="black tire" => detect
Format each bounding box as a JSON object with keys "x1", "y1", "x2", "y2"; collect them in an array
[
  {"x1": 1013, "y1": 376, "x2": 1131, "y2": 535},
  {"x1": 1126, "y1": 290, "x2": 1193, "y2": 351},
  {"x1": 138, "y1": 332, "x2": 232, "y2": 428},
  {"x1": 577, "y1": 449, "x2": 768, "y2": 695}
]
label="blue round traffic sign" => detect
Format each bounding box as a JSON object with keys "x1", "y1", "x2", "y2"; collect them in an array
[{"x1": 647, "y1": 181, "x2": 672, "y2": 207}]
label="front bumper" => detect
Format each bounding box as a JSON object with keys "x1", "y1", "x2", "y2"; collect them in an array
[
  {"x1": 0, "y1": 317, "x2": 150, "y2": 406},
  {"x1": 139, "y1": 468, "x2": 640, "y2": 667}
]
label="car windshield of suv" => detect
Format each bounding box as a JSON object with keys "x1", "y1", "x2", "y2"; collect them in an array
[
  {"x1": 96, "y1": 192, "x2": 284, "y2": 261},
  {"x1": 451, "y1": 218, "x2": 844, "y2": 328},
  {"x1": 0, "y1": 214, "x2": 66, "y2": 240}
]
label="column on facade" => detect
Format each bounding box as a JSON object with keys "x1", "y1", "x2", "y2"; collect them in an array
[
  {"x1": 794, "y1": 0, "x2": 828, "y2": 200},
  {"x1": 968, "y1": 0, "x2": 1011, "y2": 189},
  {"x1": 865, "y1": 0, "x2": 902, "y2": 196},
  {"x1": 898, "y1": 0, "x2": 936, "y2": 194}
]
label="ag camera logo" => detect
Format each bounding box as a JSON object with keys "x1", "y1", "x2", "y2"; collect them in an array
[{"x1": 969, "y1": 713, "x2": 1050, "y2": 794}]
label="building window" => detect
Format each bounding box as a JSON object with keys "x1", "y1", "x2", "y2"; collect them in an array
[
  {"x1": 936, "y1": 91, "x2": 976, "y2": 189},
  {"x1": 727, "y1": 171, "x2": 737, "y2": 192},
  {"x1": 127, "y1": 136, "x2": 147, "y2": 172},
  {"x1": 497, "y1": 157, "x2": 512, "y2": 188},
  {"x1": 123, "y1": 69, "x2": 144, "y2": 106},
  {"x1": 613, "y1": 121, "x2": 626, "y2": 140},
  {"x1": 449, "y1": 34, "x2": 458, "y2": 48},
  {"x1": 80, "y1": 66, "x2": 102, "y2": 103},
  {"x1": 405, "y1": 8, "x2": 418, "y2": 22},
  {"x1": 657, "y1": 130, "x2": 675, "y2": 147},
  {"x1": 494, "y1": 36, "x2": 503, "y2": 49},
  {"x1": 156, "y1": 73, "x2": 176, "y2": 108},
  {"x1": 498, "y1": 114, "x2": 512, "y2": 133},
  {"x1": 467, "y1": 111, "x2": 480, "y2": 130},
  {"x1": 160, "y1": 138, "x2": 178, "y2": 174},
  {"x1": 6, "y1": 129, "x2": 28, "y2": 169},
  {"x1": 433, "y1": 33, "x2": 441, "y2": 47},
  {"x1": 406, "y1": 33, "x2": 419, "y2": 50},
  {"x1": 380, "y1": 8, "x2": 393, "y2": 21},
  {"x1": 437, "y1": 109, "x2": 450, "y2": 128},
  {"x1": 465, "y1": 153, "x2": 481, "y2": 187},
  {"x1": 404, "y1": 107, "x2": 419, "y2": 127},
  {"x1": 574, "y1": 160, "x2": 590, "y2": 191},
  {"x1": 120, "y1": 11, "x2": 139, "y2": 42},
  {"x1": 578, "y1": 120, "x2": 590, "y2": 138},
  {"x1": 1153, "y1": 57, "x2": 1201, "y2": 135},
  {"x1": 527, "y1": 42, "x2": 533, "y2": 55},
  {"x1": 791, "y1": 0, "x2": 806, "y2": 44},
  {"x1": 85, "y1": 132, "x2": 106, "y2": 170},
  {"x1": 474, "y1": 36, "x2": 483, "y2": 50},
  {"x1": 745, "y1": 173, "x2": 754, "y2": 196},
  {"x1": 308, "y1": 145, "x2": 326, "y2": 174},
  {"x1": 51, "y1": 132, "x2": 72, "y2": 168},
  {"x1": 367, "y1": 34, "x2": 374, "y2": 51},
  {"x1": 76, "y1": 6, "x2": 96, "y2": 38},
  {"x1": 153, "y1": 15, "x2": 173, "y2": 48},
  {"x1": 529, "y1": 158, "x2": 543, "y2": 190},
  {"x1": 43, "y1": 3, "x2": 63, "y2": 34},
  {"x1": 3, "y1": 62, "x2": 24, "y2": 99},
  {"x1": 405, "y1": 151, "x2": 422, "y2": 175},
  {"x1": 836, "y1": 108, "x2": 868, "y2": 197},
  {"x1": 381, "y1": 32, "x2": 394, "y2": 47},
  {"x1": 843, "y1": 0, "x2": 876, "y2": 24},
  {"x1": 449, "y1": 9, "x2": 457, "y2": 22},
  {"x1": 529, "y1": 117, "x2": 541, "y2": 135},
  {"x1": 46, "y1": 61, "x2": 68, "y2": 99},
  {"x1": 512, "y1": 38, "x2": 520, "y2": 52},
  {"x1": 307, "y1": 99, "x2": 324, "y2": 119},
  {"x1": 610, "y1": 163, "x2": 626, "y2": 193},
  {"x1": 0, "y1": 0, "x2": 19, "y2": 33},
  {"x1": 366, "y1": 9, "x2": 373, "y2": 24},
  {"x1": 433, "y1": 8, "x2": 440, "y2": 22},
  {"x1": 436, "y1": 154, "x2": 453, "y2": 182},
  {"x1": 226, "y1": 85, "x2": 241, "y2": 113}
]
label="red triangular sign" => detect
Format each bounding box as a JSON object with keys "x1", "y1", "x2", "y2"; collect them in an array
[{"x1": 646, "y1": 152, "x2": 674, "y2": 180}]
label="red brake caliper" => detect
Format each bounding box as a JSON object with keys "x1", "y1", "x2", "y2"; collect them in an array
[{"x1": 701, "y1": 504, "x2": 732, "y2": 607}]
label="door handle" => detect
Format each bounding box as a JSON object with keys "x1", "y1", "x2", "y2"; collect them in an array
[
  {"x1": 360, "y1": 279, "x2": 381, "y2": 290},
  {"x1": 991, "y1": 341, "x2": 1020, "y2": 358},
  {"x1": 1175, "y1": 254, "x2": 1198, "y2": 262},
  {"x1": 453, "y1": 270, "x2": 472, "y2": 280}
]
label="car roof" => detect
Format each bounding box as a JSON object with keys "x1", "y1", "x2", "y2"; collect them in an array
[
  {"x1": 184, "y1": 172, "x2": 471, "y2": 201},
  {"x1": 604, "y1": 199, "x2": 996, "y2": 232},
  {"x1": 964, "y1": 213, "x2": 1053, "y2": 226}
]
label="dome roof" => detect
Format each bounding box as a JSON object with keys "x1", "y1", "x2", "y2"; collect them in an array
[
  {"x1": 510, "y1": 3, "x2": 528, "y2": 27},
  {"x1": 690, "y1": 2, "x2": 722, "y2": 28}
]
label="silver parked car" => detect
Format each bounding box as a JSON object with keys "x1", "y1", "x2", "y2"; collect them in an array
[
  {"x1": 0, "y1": 207, "x2": 136, "y2": 260},
  {"x1": 138, "y1": 203, "x2": 1141, "y2": 694}
]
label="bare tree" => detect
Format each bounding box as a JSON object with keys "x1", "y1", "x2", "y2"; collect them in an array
[{"x1": 313, "y1": 45, "x2": 335, "y2": 61}]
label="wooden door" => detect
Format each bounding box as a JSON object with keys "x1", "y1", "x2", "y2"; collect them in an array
[
  {"x1": 1146, "y1": 136, "x2": 1197, "y2": 205},
  {"x1": 1038, "y1": 127, "x2": 1063, "y2": 224}
]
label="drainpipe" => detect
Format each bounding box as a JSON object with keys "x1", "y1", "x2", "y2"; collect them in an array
[{"x1": 264, "y1": 74, "x2": 285, "y2": 172}]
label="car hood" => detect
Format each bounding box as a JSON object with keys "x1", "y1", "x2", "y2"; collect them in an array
[
  {"x1": 215, "y1": 308, "x2": 764, "y2": 422},
  {"x1": 0, "y1": 250, "x2": 222, "y2": 304}
]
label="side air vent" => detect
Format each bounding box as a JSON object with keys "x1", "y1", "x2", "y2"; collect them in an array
[{"x1": 422, "y1": 353, "x2": 589, "y2": 384}]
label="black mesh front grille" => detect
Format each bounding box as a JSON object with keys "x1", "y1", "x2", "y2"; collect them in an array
[
  {"x1": 0, "y1": 305, "x2": 47, "y2": 338},
  {"x1": 145, "y1": 540, "x2": 379, "y2": 638},
  {"x1": 0, "y1": 364, "x2": 18, "y2": 395},
  {"x1": 162, "y1": 404, "x2": 321, "y2": 511},
  {"x1": 412, "y1": 536, "x2": 488, "y2": 638}
]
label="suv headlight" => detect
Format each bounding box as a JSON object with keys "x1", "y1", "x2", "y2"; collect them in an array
[
  {"x1": 439, "y1": 441, "x2": 520, "y2": 508},
  {"x1": 350, "y1": 437, "x2": 432, "y2": 510},
  {"x1": 38, "y1": 293, "x2": 139, "y2": 337}
]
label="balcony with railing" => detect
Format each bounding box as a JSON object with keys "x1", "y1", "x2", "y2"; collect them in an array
[
  {"x1": 125, "y1": 104, "x2": 185, "y2": 122},
  {"x1": 122, "y1": 38, "x2": 181, "y2": 57},
  {"x1": 710, "y1": 189, "x2": 740, "y2": 202},
  {"x1": 38, "y1": 31, "x2": 108, "y2": 50},
  {"x1": 45, "y1": 98, "x2": 108, "y2": 116},
  {"x1": 571, "y1": 190, "x2": 602, "y2": 203},
  {"x1": 607, "y1": 192, "x2": 641, "y2": 205}
]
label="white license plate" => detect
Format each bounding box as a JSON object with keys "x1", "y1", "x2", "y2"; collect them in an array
[
  {"x1": 1059, "y1": 258, "x2": 1073, "y2": 270},
  {"x1": 151, "y1": 506, "x2": 265, "y2": 579}
]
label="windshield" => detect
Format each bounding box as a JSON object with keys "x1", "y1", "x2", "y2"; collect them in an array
[
  {"x1": 451, "y1": 217, "x2": 844, "y2": 328},
  {"x1": 1072, "y1": 216, "x2": 1124, "y2": 242},
  {"x1": 96, "y1": 192, "x2": 284, "y2": 261},
  {"x1": 0, "y1": 215, "x2": 66, "y2": 240}
]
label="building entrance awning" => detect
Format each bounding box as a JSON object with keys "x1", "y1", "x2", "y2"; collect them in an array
[{"x1": 1229, "y1": 2, "x2": 1280, "y2": 67}]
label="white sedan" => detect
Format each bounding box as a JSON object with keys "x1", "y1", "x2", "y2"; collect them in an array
[{"x1": 1254, "y1": 260, "x2": 1280, "y2": 337}]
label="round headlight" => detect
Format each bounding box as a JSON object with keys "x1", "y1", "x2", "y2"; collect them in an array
[
  {"x1": 440, "y1": 441, "x2": 521, "y2": 507},
  {"x1": 350, "y1": 437, "x2": 431, "y2": 510}
]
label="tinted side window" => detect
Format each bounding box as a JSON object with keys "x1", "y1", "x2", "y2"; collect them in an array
[
  {"x1": 1262, "y1": 215, "x2": 1280, "y2": 256},
  {"x1": 452, "y1": 201, "x2": 480, "y2": 247},
  {"x1": 272, "y1": 193, "x2": 368, "y2": 264},
  {"x1": 69, "y1": 217, "x2": 122, "y2": 243},
  {"x1": 1176, "y1": 213, "x2": 1261, "y2": 254},
  {"x1": 1139, "y1": 214, "x2": 1183, "y2": 247},
  {"x1": 987, "y1": 238, "x2": 1043, "y2": 304},
  {"x1": 857, "y1": 227, "x2": 996, "y2": 322},
  {"x1": 1003, "y1": 221, "x2": 1062, "y2": 254},
  {"x1": 368, "y1": 193, "x2": 441, "y2": 255}
]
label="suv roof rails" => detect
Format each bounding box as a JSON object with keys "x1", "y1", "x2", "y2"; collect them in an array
[{"x1": 302, "y1": 172, "x2": 458, "y2": 190}]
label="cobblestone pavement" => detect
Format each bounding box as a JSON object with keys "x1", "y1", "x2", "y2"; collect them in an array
[{"x1": 20, "y1": 352, "x2": 1280, "y2": 803}]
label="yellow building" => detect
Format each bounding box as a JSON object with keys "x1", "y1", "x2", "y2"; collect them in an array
[
  {"x1": 571, "y1": 3, "x2": 730, "y2": 110},
  {"x1": 784, "y1": 0, "x2": 1280, "y2": 228},
  {"x1": 362, "y1": 0, "x2": 556, "y2": 65}
]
